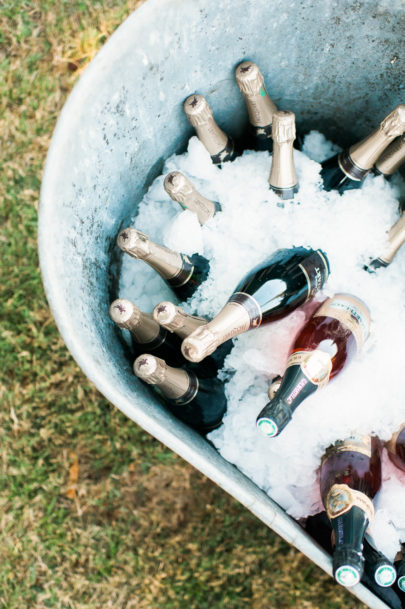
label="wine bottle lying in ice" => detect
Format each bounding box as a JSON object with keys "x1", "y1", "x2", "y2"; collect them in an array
[
  {"x1": 268, "y1": 110, "x2": 299, "y2": 201},
  {"x1": 386, "y1": 424, "x2": 405, "y2": 472},
  {"x1": 133, "y1": 354, "x2": 227, "y2": 433},
  {"x1": 164, "y1": 171, "x2": 221, "y2": 225},
  {"x1": 153, "y1": 301, "x2": 233, "y2": 372},
  {"x1": 321, "y1": 104, "x2": 405, "y2": 193},
  {"x1": 374, "y1": 134, "x2": 405, "y2": 180},
  {"x1": 183, "y1": 94, "x2": 237, "y2": 165},
  {"x1": 305, "y1": 511, "x2": 397, "y2": 589},
  {"x1": 256, "y1": 293, "x2": 370, "y2": 437},
  {"x1": 320, "y1": 435, "x2": 382, "y2": 587},
  {"x1": 181, "y1": 247, "x2": 330, "y2": 363},
  {"x1": 109, "y1": 298, "x2": 185, "y2": 367},
  {"x1": 365, "y1": 213, "x2": 405, "y2": 272},
  {"x1": 235, "y1": 60, "x2": 278, "y2": 153},
  {"x1": 117, "y1": 228, "x2": 210, "y2": 301}
]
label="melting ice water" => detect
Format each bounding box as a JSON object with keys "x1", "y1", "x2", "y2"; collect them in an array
[{"x1": 120, "y1": 132, "x2": 405, "y2": 560}]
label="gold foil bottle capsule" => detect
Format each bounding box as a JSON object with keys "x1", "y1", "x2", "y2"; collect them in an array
[
  {"x1": 164, "y1": 171, "x2": 221, "y2": 224},
  {"x1": 134, "y1": 354, "x2": 198, "y2": 403},
  {"x1": 375, "y1": 134, "x2": 405, "y2": 177},
  {"x1": 268, "y1": 110, "x2": 299, "y2": 200},
  {"x1": 366, "y1": 212, "x2": 405, "y2": 270},
  {"x1": 153, "y1": 301, "x2": 207, "y2": 339},
  {"x1": 181, "y1": 303, "x2": 251, "y2": 363},
  {"x1": 109, "y1": 298, "x2": 161, "y2": 344},
  {"x1": 183, "y1": 94, "x2": 236, "y2": 164},
  {"x1": 342, "y1": 104, "x2": 405, "y2": 179},
  {"x1": 116, "y1": 227, "x2": 210, "y2": 300},
  {"x1": 235, "y1": 61, "x2": 277, "y2": 137}
]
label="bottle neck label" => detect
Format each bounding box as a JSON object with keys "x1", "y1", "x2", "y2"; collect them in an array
[
  {"x1": 171, "y1": 373, "x2": 199, "y2": 405},
  {"x1": 167, "y1": 254, "x2": 194, "y2": 288},
  {"x1": 228, "y1": 292, "x2": 263, "y2": 328},
  {"x1": 323, "y1": 436, "x2": 372, "y2": 461},
  {"x1": 338, "y1": 151, "x2": 368, "y2": 181},
  {"x1": 287, "y1": 350, "x2": 332, "y2": 390},
  {"x1": 314, "y1": 294, "x2": 370, "y2": 351},
  {"x1": 326, "y1": 483, "x2": 374, "y2": 522},
  {"x1": 299, "y1": 250, "x2": 330, "y2": 301}
]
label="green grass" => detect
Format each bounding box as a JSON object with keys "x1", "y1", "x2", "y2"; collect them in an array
[{"x1": 0, "y1": 2, "x2": 367, "y2": 608}]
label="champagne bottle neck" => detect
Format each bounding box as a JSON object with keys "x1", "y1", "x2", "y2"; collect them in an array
[
  {"x1": 134, "y1": 355, "x2": 198, "y2": 403},
  {"x1": 164, "y1": 172, "x2": 218, "y2": 224},
  {"x1": 269, "y1": 140, "x2": 298, "y2": 194},
  {"x1": 375, "y1": 135, "x2": 405, "y2": 176},
  {"x1": 110, "y1": 299, "x2": 162, "y2": 344},
  {"x1": 329, "y1": 505, "x2": 369, "y2": 587},
  {"x1": 243, "y1": 86, "x2": 277, "y2": 128},
  {"x1": 129, "y1": 312, "x2": 162, "y2": 344},
  {"x1": 154, "y1": 302, "x2": 207, "y2": 339},
  {"x1": 235, "y1": 61, "x2": 277, "y2": 127},
  {"x1": 349, "y1": 106, "x2": 405, "y2": 172},
  {"x1": 376, "y1": 212, "x2": 405, "y2": 265},
  {"x1": 181, "y1": 300, "x2": 252, "y2": 362},
  {"x1": 257, "y1": 349, "x2": 332, "y2": 437}
]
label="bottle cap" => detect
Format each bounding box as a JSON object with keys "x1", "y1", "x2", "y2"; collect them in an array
[
  {"x1": 272, "y1": 110, "x2": 296, "y2": 143},
  {"x1": 333, "y1": 549, "x2": 364, "y2": 587},
  {"x1": 256, "y1": 398, "x2": 292, "y2": 438},
  {"x1": 184, "y1": 94, "x2": 213, "y2": 127},
  {"x1": 164, "y1": 172, "x2": 193, "y2": 202},
  {"x1": 133, "y1": 354, "x2": 166, "y2": 384},
  {"x1": 117, "y1": 228, "x2": 150, "y2": 258},
  {"x1": 374, "y1": 564, "x2": 396, "y2": 587},
  {"x1": 380, "y1": 104, "x2": 405, "y2": 138},
  {"x1": 109, "y1": 299, "x2": 141, "y2": 328},
  {"x1": 153, "y1": 301, "x2": 178, "y2": 327},
  {"x1": 181, "y1": 326, "x2": 218, "y2": 362},
  {"x1": 235, "y1": 61, "x2": 265, "y2": 96},
  {"x1": 257, "y1": 418, "x2": 278, "y2": 438},
  {"x1": 398, "y1": 575, "x2": 405, "y2": 592}
]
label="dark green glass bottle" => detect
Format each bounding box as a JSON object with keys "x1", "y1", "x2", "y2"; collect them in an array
[
  {"x1": 320, "y1": 436, "x2": 382, "y2": 588},
  {"x1": 133, "y1": 354, "x2": 227, "y2": 434}
]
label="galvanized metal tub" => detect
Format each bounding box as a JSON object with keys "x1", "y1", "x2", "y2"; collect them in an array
[{"x1": 38, "y1": 0, "x2": 404, "y2": 606}]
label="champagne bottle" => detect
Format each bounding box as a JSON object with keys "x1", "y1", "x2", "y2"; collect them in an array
[
  {"x1": 305, "y1": 512, "x2": 397, "y2": 589},
  {"x1": 256, "y1": 293, "x2": 370, "y2": 437},
  {"x1": 235, "y1": 60, "x2": 278, "y2": 152},
  {"x1": 183, "y1": 94, "x2": 237, "y2": 165},
  {"x1": 153, "y1": 300, "x2": 234, "y2": 371},
  {"x1": 133, "y1": 354, "x2": 227, "y2": 433},
  {"x1": 365, "y1": 213, "x2": 405, "y2": 272},
  {"x1": 117, "y1": 228, "x2": 210, "y2": 301},
  {"x1": 386, "y1": 424, "x2": 405, "y2": 472},
  {"x1": 181, "y1": 247, "x2": 330, "y2": 363},
  {"x1": 363, "y1": 536, "x2": 397, "y2": 588},
  {"x1": 109, "y1": 298, "x2": 185, "y2": 367},
  {"x1": 321, "y1": 105, "x2": 405, "y2": 193},
  {"x1": 320, "y1": 436, "x2": 382, "y2": 587},
  {"x1": 163, "y1": 171, "x2": 221, "y2": 224},
  {"x1": 268, "y1": 110, "x2": 299, "y2": 200},
  {"x1": 374, "y1": 135, "x2": 405, "y2": 179}
]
